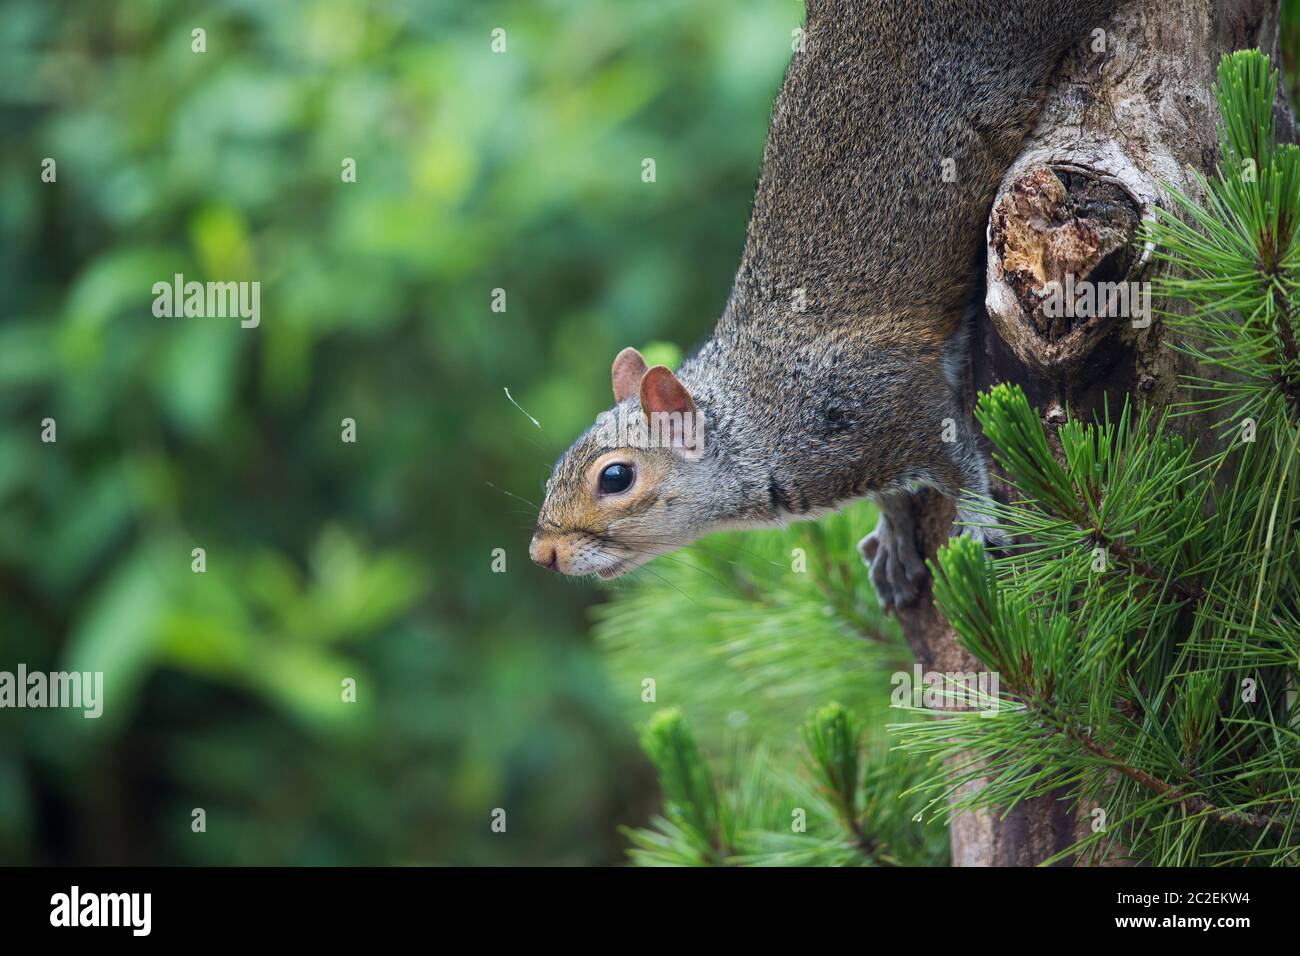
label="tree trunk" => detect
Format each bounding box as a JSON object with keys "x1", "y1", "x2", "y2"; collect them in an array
[{"x1": 897, "y1": 0, "x2": 1295, "y2": 866}]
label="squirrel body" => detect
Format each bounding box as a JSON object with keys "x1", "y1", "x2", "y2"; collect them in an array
[{"x1": 531, "y1": 0, "x2": 1117, "y2": 606}]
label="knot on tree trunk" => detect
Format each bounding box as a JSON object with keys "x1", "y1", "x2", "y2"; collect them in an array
[{"x1": 986, "y1": 163, "x2": 1146, "y2": 376}]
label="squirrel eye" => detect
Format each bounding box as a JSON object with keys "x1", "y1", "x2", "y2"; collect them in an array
[{"x1": 598, "y1": 463, "x2": 634, "y2": 495}]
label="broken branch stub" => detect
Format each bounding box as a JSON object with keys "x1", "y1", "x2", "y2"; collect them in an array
[{"x1": 986, "y1": 163, "x2": 1147, "y2": 376}]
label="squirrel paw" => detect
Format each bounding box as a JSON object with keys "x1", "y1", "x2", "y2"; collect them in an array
[
  {"x1": 858, "y1": 516, "x2": 927, "y2": 613},
  {"x1": 953, "y1": 496, "x2": 1008, "y2": 550},
  {"x1": 953, "y1": 521, "x2": 1009, "y2": 551}
]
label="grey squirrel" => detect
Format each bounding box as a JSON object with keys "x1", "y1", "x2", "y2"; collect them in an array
[{"x1": 530, "y1": 0, "x2": 1117, "y2": 609}]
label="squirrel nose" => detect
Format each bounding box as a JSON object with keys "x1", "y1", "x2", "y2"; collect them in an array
[{"x1": 529, "y1": 536, "x2": 560, "y2": 572}]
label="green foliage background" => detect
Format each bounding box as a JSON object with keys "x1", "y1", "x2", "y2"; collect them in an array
[
  {"x1": 0, "y1": 0, "x2": 798, "y2": 865},
  {"x1": 2, "y1": 1, "x2": 1298, "y2": 866}
]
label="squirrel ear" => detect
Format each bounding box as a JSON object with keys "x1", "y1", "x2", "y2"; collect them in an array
[
  {"x1": 639, "y1": 365, "x2": 695, "y2": 418},
  {"x1": 611, "y1": 347, "x2": 649, "y2": 402},
  {"x1": 639, "y1": 365, "x2": 703, "y2": 457}
]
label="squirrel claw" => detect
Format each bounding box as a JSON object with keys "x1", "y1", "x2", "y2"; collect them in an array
[{"x1": 858, "y1": 517, "x2": 927, "y2": 613}]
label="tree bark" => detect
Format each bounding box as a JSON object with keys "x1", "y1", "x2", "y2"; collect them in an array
[{"x1": 897, "y1": 0, "x2": 1295, "y2": 866}]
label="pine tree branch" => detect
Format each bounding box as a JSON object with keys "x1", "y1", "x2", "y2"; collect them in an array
[
  {"x1": 845, "y1": 815, "x2": 884, "y2": 858},
  {"x1": 1023, "y1": 698, "x2": 1293, "y2": 835},
  {"x1": 1275, "y1": 289, "x2": 1299, "y2": 367},
  {"x1": 981, "y1": 384, "x2": 1209, "y2": 606},
  {"x1": 1070, "y1": 725, "x2": 1290, "y2": 834},
  {"x1": 1267, "y1": 280, "x2": 1300, "y2": 413},
  {"x1": 1093, "y1": 534, "x2": 1207, "y2": 605}
]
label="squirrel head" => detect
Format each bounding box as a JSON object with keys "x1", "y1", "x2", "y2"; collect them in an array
[{"x1": 530, "y1": 347, "x2": 721, "y2": 579}]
